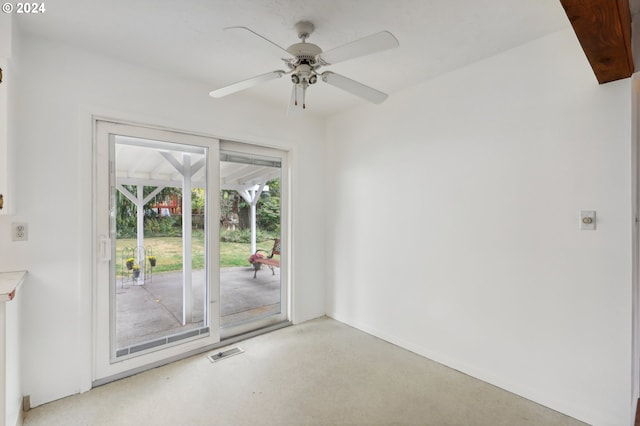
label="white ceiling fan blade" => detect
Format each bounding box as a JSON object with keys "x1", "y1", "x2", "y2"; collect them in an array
[
  {"x1": 225, "y1": 26, "x2": 293, "y2": 59},
  {"x1": 317, "y1": 31, "x2": 399, "y2": 66},
  {"x1": 321, "y1": 72, "x2": 388, "y2": 104},
  {"x1": 209, "y1": 71, "x2": 285, "y2": 98}
]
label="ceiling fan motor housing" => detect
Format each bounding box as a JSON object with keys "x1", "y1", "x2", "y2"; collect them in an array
[{"x1": 286, "y1": 42, "x2": 322, "y2": 64}]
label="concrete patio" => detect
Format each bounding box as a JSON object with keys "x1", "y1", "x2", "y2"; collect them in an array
[{"x1": 116, "y1": 266, "x2": 281, "y2": 349}]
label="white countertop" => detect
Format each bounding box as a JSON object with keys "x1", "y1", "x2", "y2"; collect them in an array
[{"x1": 0, "y1": 271, "x2": 26, "y2": 302}]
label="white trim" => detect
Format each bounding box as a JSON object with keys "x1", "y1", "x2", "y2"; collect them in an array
[{"x1": 631, "y1": 72, "x2": 640, "y2": 425}]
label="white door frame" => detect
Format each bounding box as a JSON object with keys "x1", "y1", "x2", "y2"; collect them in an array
[{"x1": 93, "y1": 119, "x2": 221, "y2": 382}]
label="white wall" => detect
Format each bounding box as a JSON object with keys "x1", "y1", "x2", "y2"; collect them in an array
[
  {"x1": 0, "y1": 13, "x2": 25, "y2": 426},
  {"x1": 326, "y1": 29, "x2": 632, "y2": 426},
  {"x1": 0, "y1": 34, "x2": 326, "y2": 407}
]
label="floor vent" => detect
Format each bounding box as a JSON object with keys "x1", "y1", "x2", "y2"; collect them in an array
[{"x1": 208, "y1": 346, "x2": 244, "y2": 363}]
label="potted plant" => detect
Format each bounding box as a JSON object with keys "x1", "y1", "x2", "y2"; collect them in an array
[
  {"x1": 248, "y1": 253, "x2": 264, "y2": 271},
  {"x1": 126, "y1": 257, "x2": 135, "y2": 270},
  {"x1": 148, "y1": 256, "x2": 157, "y2": 267},
  {"x1": 132, "y1": 264, "x2": 141, "y2": 278}
]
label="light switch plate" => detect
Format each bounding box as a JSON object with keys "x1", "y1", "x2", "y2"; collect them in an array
[{"x1": 579, "y1": 210, "x2": 596, "y2": 230}]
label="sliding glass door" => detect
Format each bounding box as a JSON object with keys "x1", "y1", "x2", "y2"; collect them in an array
[
  {"x1": 219, "y1": 141, "x2": 288, "y2": 338},
  {"x1": 94, "y1": 121, "x2": 220, "y2": 381},
  {"x1": 94, "y1": 123, "x2": 289, "y2": 382}
]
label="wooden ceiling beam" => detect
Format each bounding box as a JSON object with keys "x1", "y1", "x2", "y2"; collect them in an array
[{"x1": 559, "y1": 0, "x2": 634, "y2": 84}]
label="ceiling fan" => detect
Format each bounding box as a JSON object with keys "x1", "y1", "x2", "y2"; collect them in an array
[{"x1": 209, "y1": 21, "x2": 399, "y2": 112}]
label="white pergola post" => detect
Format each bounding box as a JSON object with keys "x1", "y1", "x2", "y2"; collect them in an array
[
  {"x1": 236, "y1": 183, "x2": 266, "y2": 254},
  {"x1": 136, "y1": 185, "x2": 145, "y2": 280},
  {"x1": 250, "y1": 203, "x2": 257, "y2": 254},
  {"x1": 116, "y1": 184, "x2": 165, "y2": 284},
  {"x1": 181, "y1": 154, "x2": 193, "y2": 325},
  {"x1": 160, "y1": 151, "x2": 204, "y2": 325}
]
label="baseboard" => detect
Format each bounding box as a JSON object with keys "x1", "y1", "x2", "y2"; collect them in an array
[{"x1": 325, "y1": 312, "x2": 609, "y2": 425}]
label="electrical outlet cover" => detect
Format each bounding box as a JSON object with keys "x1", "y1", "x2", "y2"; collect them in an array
[{"x1": 12, "y1": 222, "x2": 28, "y2": 241}]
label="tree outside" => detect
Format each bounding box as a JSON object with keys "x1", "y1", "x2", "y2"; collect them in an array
[{"x1": 115, "y1": 178, "x2": 281, "y2": 270}]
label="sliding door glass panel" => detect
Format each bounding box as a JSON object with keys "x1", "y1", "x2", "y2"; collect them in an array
[
  {"x1": 219, "y1": 147, "x2": 286, "y2": 334},
  {"x1": 111, "y1": 136, "x2": 210, "y2": 359}
]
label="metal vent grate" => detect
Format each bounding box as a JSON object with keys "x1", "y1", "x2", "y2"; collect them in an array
[{"x1": 207, "y1": 346, "x2": 244, "y2": 363}]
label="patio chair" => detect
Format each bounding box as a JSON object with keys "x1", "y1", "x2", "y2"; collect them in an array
[{"x1": 252, "y1": 238, "x2": 280, "y2": 279}]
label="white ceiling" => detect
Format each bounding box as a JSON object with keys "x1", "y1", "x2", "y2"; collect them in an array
[{"x1": 16, "y1": 0, "x2": 571, "y2": 116}]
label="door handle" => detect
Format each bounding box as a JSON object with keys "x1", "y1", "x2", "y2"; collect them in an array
[{"x1": 99, "y1": 235, "x2": 111, "y2": 261}]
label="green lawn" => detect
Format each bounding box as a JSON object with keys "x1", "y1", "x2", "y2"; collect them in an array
[{"x1": 115, "y1": 232, "x2": 277, "y2": 274}]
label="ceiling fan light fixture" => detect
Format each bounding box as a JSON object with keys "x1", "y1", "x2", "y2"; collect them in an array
[{"x1": 291, "y1": 74, "x2": 300, "y2": 84}]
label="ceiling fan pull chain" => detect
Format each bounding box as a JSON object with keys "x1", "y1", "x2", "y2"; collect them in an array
[
  {"x1": 302, "y1": 82, "x2": 307, "y2": 109},
  {"x1": 294, "y1": 84, "x2": 298, "y2": 106}
]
